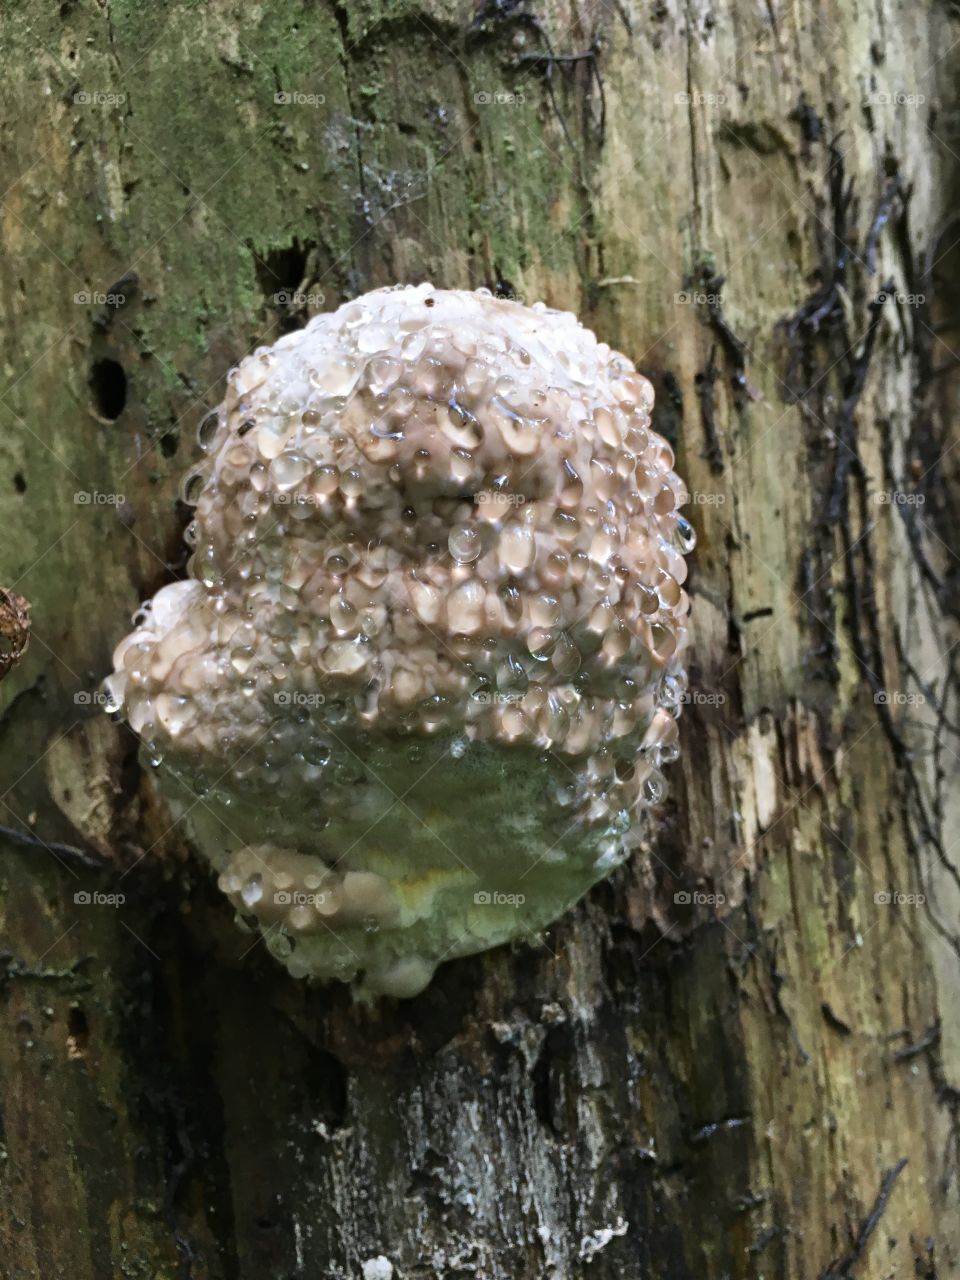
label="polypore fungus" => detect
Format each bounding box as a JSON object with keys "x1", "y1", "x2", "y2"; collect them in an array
[{"x1": 105, "y1": 284, "x2": 694, "y2": 997}]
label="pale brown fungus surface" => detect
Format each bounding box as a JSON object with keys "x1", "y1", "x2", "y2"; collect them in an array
[{"x1": 106, "y1": 285, "x2": 694, "y2": 996}]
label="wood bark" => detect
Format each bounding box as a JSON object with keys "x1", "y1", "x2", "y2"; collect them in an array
[{"x1": 1, "y1": 2, "x2": 959, "y2": 1276}]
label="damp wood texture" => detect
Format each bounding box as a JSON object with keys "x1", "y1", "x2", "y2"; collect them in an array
[{"x1": 1, "y1": 2, "x2": 959, "y2": 1278}]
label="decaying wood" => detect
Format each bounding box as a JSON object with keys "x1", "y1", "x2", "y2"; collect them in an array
[{"x1": 1, "y1": 2, "x2": 958, "y2": 1277}]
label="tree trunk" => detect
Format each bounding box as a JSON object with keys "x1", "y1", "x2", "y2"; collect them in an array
[{"x1": 2, "y1": 2, "x2": 959, "y2": 1276}]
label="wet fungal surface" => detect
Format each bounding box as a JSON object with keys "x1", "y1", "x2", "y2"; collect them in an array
[
  {"x1": 104, "y1": 284, "x2": 694, "y2": 997},
  {"x1": 0, "y1": 588, "x2": 32, "y2": 681}
]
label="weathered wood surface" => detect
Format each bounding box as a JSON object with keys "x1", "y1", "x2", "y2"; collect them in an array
[{"x1": 1, "y1": 1, "x2": 958, "y2": 1276}]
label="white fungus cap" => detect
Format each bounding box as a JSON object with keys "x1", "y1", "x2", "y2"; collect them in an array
[{"x1": 105, "y1": 284, "x2": 694, "y2": 997}]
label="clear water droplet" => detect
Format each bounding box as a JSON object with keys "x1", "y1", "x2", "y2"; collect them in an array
[
  {"x1": 197, "y1": 410, "x2": 220, "y2": 451},
  {"x1": 674, "y1": 515, "x2": 697, "y2": 553},
  {"x1": 448, "y1": 525, "x2": 483, "y2": 563}
]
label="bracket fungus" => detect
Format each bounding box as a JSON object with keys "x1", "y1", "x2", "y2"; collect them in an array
[{"x1": 105, "y1": 284, "x2": 694, "y2": 997}]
